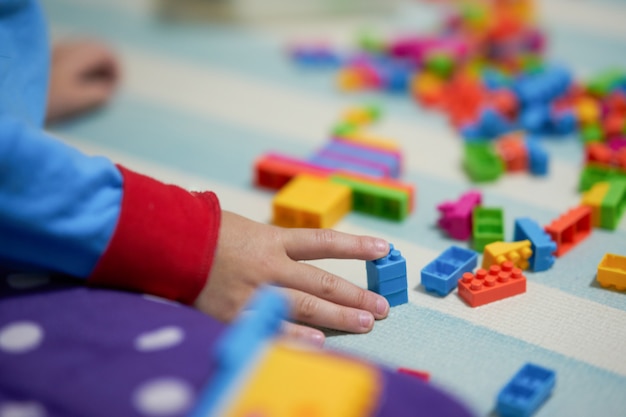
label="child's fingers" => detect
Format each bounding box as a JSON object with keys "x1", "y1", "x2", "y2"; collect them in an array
[
  {"x1": 282, "y1": 228, "x2": 389, "y2": 261},
  {"x1": 283, "y1": 288, "x2": 377, "y2": 334},
  {"x1": 280, "y1": 321, "x2": 325, "y2": 348},
  {"x1": 276, "y1": 260, "x2": 389, "y2": 320}
]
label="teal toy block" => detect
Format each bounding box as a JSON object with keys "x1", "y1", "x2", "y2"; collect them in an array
[{"x1": 472, "y1": 207, "x2": 505, "y2": 252}]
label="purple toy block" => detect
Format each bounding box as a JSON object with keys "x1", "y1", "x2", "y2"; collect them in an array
[{"x1": 437, "y1": 190, "x2": 482, "y2": 240}]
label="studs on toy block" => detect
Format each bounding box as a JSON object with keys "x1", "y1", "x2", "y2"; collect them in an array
[
  {"x1": 496, "y1": 363, "x2": 556, "y2": 417},
  {"x1": 544, "y1": 206, "x2": 592, "y2": 257},
  {"x1": 421, "y1": 246, "x2": 478, "y2": 296},
  {"x1": 366, "y1": 244, "x2": 408, "y2": 307},
  {"x1": 458, "y1": 261, "x2": 526, "y2": 307},
  {"x1": 513, "y1": 218, "x2": 557, "y2": 272},
  {"x1": 482, "y1": 240, "x2": 533, "y2": 270},
  {"x1": 437, "y1": 190, "x2": 482, "y2": 240},
  {"x1": 597, "y1": 253, "x2": 626, "y2": 291}
]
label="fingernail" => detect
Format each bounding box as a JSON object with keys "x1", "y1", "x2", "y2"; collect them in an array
[
  {"x1": 374, "y1": 239, "x2": 388, "y2": 253},
  {"x1": 376, "y1": 297, "x2": 389, "y2": 316},
  {"x1": 359, "y1": 312, "x2": 374, "y2": 329},
  {"x1": 307, "y1": 332, "x2": 325, "y2": 348}
]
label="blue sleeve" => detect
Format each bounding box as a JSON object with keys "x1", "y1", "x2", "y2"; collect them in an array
[{"x1": 0, "y1": 115, "x2": 123, "y2": 277}]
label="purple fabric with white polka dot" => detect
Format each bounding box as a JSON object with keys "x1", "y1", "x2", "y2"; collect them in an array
[{"x1": 0, "y1": 274, "x2": 474, "y2": 417}]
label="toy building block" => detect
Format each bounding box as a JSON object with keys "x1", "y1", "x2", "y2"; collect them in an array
[
  {"x1": 331, "y1": 175, "x2": 410, "y2": 221},
  {"x1": 318, "y1": 139, "x2": 402, "y2": 178},
  {"x1": 366, "y1": 244, "x2": 408, "y2": 307},
  {"x1": 597, "y1": 253, "x2": 626, "y2": 291},
  {"x1": 398, "y1": 367, "x2": 431, "y2": 382},
  {"x1": 544, "y1": 206, "x2": 592, "y2": 257},
  {"x1": 254, "y1": 153, "x2": 332, "y2": 190},
  {"x1": 421, "y1": 246, "x2": 478, "y2": 296},
  {"x1": 482, "y1": 240, "x2": 533, "y2": 270},
  {"x1": 495, "y1": 132, "x2": 528, "y2": 172},
  {"x1": 332, "y1": 172, "x2": 415, "y2": 212},
  {"x1": 472, "y1": 207, "x2": 505, "y2": 252},
  {"x1": 272, "y1": 175, "x2": 351, "y2": 229},
  {"x1": 458, "y1": 262, "x2": 527, "y2": 307},
  {"x1": 309, "y1": 153, "x2": 387, "y2": 178},
  {"x1": 599, "y1": 179, "x2": 626, "y2": 230},
  {"x1": 336, "y1": 130, "x2": 401, "y2": 152},
  {"x1": 496, "y1": 363, "x2": 556, "y2": 417},
  {"x1": 513, "y1": 218, "x2": 557, "y2": 272},
  {"x1": 581, "y1": 181, "x2": 610, "y2": 227},
  {"x1": 526, "y1": 138, "x2": 549, "y2": 176},
  {"x1": 341, "y1": 104, "x2": 381, "y2": 126},
  {"x1": 578, "y1": 163, "x2": 626, "y2": 192},
  {"x1": 463, "y1": 142, "x2": 505, "y2": 182},
  {"x1": 437, "y1": 190, "x2": 482, "y2": 240}
]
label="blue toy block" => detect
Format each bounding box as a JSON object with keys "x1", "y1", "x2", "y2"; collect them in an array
[
  {"x1": 513, "y1": 65, "x2": 572, "y2": 105},
  {"x1": 366, "y1": 244, "x2": 408, "y2": 306},
  {"x1": 526, "y1": 139, "x2": 549, "y2": 176},
  {"x1": 189, "y1": 287, "x2": 288, "y2": 417},
  {"x1": 521, "y1": 106, "x2": 550, "y2": 134},
  {"x1": 385, "y1": 289, "x2": 409, "y2": 307},
  {"x1": 513, "y1": 218, "x2": 557, "y2": 272},
  {"x1": 479, "y1": 107, "x2": 512, "y2": 138},
  {"x1": 496, "y1": 363, "x2": 556, "y2": 417},
  {"x1": 309, "y1": 153, "x2": 386, "y2": 178},
  {"x1": 421, "y1": 246, "x2": 478, "y2": 296},
  {"x1": 550, "y1": 110, "x2": 577, "y2": 135},
  {"x1": 322, "y1": 140, "x2": 401, "y2": 178}
]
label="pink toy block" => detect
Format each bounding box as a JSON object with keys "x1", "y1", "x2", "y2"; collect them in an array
[{"x1": 437, "y1": 190, "x2": 482, "y2": 240}]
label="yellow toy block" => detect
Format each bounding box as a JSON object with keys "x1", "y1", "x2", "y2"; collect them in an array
[
  {"x1": 272, "y1": 175, "x2": 351, "y2": 229},
  {"x1": 597, "y1": 253, "x2": 626, "y2": 291},
  {"x1": 223, "y1": 342, "x2": 381, "y2": 417},
  {"x1": 576, "y1": 97, "x2": 601, "y2": 125},
  {"x1": 482, "y1": 240, "x2": 533, "y2": 270},
  {"x1": 336, "y1": 68, "x2": 365, "y2": 92},
  {"x1": 581, "y1": 181, "x2": 610, "y2": 227},
  {"x1": 341, "y1": 105, "x2": 379, "y2": 126},
  {"x1": 338, "y1": 131, "x2": 400, "y2": 152}
]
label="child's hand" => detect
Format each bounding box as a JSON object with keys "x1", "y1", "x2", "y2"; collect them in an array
[
  {"x1": 46, "y1": 40, "x2": 120, "y2": 123},
  {"x1": 194, "y1": 211, "x2": 391, "y2": 347}
]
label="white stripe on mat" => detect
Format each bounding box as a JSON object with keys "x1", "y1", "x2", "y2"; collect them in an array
[{"x1": 57, "y1": 137, "x2": 626, "y2": 378}]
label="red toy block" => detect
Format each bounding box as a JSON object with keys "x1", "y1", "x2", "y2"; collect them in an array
[
  {"x1": 585, "y1": 143, "x2": 614, "y2": 166},
  {"x1": 398, "y1": 367, "x2": 431, "y2": 382},
  {"x1": 544, "y1": 205, "x2": 592, "y2": 257},
  {"x1": 495, "y1": 133, "x2": 528, "y2": 172},
  {"x1": 254, "y1": 153, "x2": 331, "y2": 190},
  {"x1": 458, "y1": 262, "x2": 527, "y2": 307}
]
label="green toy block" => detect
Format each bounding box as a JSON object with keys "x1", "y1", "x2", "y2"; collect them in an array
[
  {"x1": 586, "y1": 69, "x2": 626, "y2": 97},
  {"x1": 600, "y1": 179, "x2": 626, "y2": 229},
  {"x1": 332, "y1": 122, "x2": 359, "y2": 137},
  {"x1": 330, "y1": 176, "x2": 409, "y2": 221},
  {"x1": 472, "y1": 207, "x2": 504, "y2": 252},
  {"x1": 580, "y1": 123, "x2": 604, "y2": 143},
  {"x1": 463, "y1": 143, "x2": 505, "y2": 182},
  {"x1": 579, "y1": 164, "x2": 626, "y2": 191},
  {"x1": 425, "y1": 52, "x2": 455, "y2": 79},
  {"x1": 357, "y1": 28, "x2": 387, "y2": 54}
]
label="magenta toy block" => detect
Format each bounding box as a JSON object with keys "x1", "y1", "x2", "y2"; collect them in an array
[{"x1": 437, "y1": 190, "x2": 482, "y2": 240}]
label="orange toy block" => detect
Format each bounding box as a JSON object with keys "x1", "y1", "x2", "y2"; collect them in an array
[
  {"x1": 544, "y1": 206, "x2": 592, "y2": 257},
  {"x1": 482, "y1": 240, "x2": 533, "y2": 270},
  {"x1": 458, "y1": 262, "x2": 527, "y2": 307}
]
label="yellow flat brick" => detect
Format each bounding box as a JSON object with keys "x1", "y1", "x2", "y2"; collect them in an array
[
  {"x1": 482, "y1": 240, "x2": 533, "y2": 270},
  {"x1": 272, "y1": 175, "x2": 351, "y2": 229}
]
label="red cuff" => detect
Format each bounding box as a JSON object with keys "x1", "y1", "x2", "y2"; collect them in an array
[{"x1": 88, "y1": 165, "x2": 221, "y2": 304}]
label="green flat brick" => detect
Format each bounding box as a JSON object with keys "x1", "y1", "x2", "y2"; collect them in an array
[
  {"x1": 463, "y1": 143, "x2": 505, "y2": 182},
  {"x1": 600, "y1": 179, "x2": 626, "y2": 230},
  {"x1": 330, "y1": 176, "x2": 409, "y2": 221},
  {"x1": 579, "y1": 164, "x2": 626, "y2": 191},
  {"x1": 472, "y1": 207, "x2": 504, "y2": 252},
  {"x1": 586, "y1": 69, "x2": 626, "y2": 97}
]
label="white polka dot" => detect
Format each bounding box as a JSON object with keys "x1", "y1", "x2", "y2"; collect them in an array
[
  {"x1": 135, "y1": 326, "x2": 185, "y2": 352},
  {"x1": 6, "y1": 274, "x2": 50, "y2": 290},
  {"x1": 133, "y1": 378, "x2": 194, "y2": 416},
  {"x1": 0, "y1": 322, "x2": 44, "y2": 354},
  {"x1": 0, "y1": 401, "x2": 46, "y2": 417}
]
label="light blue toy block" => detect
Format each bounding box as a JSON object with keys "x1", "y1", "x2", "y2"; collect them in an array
[
  {"x1": 513, "y1": 218, "x2": 557, "y2": 272},
  {"x1": 189, "y1": 287, "x2": 288, "y2": 417},
  {"x1": 496, "y1": 363, "x2": 556, "y2": 417},
  {"x1": 421, "y1": 246, "x2": 478, "y2": 296},
  {"x1": 385, "y1": 289, "x2": 409, "y2": 307}
]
